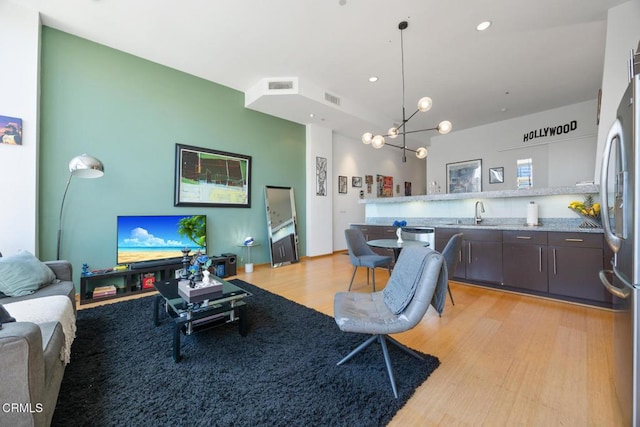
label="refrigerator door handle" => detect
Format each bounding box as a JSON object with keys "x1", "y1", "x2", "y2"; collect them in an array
[
  {"x1": 599, "y1": 269, "x2": 631, "y2": 299},
  {"x1": 600, "y1": 119, "x2": 623, "y2": 253}
]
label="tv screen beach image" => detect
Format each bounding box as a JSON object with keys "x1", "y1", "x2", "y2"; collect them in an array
[{"x1": 116, "y1": 215, "x2": 206, "y2": 264}]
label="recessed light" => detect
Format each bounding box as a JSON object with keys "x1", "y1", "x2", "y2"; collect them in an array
[
  {"x1": 368, "y1": 76, "x2": 378, "y2": 83},
  {"x1": 500, "y1": 107, "x2": 508, "y2": 112},
  {"x1": 309, "y1": 113, "x2": 315, "y2": 118},
  {"x1": 476, "y1": 21, "x2": 491, "y2": 31}
]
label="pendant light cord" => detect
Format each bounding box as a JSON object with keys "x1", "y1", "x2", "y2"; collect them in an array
[{"x1": 400, "y1": 25, "x2": 406, "y2": 114}]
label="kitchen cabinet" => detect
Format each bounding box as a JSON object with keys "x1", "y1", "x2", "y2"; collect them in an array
[
  {"x1": 435, "y1": 228, "x2": 502, "y2": 285},
  {"x1": 463, "y1": 229, "x2": 503, "y2": 284},
  {"x1": 503, "y1": 230, "x2": 548, "y2": 292},
  {"x1": 547, "y1": 232, "x2": 611, "y2": 304}
]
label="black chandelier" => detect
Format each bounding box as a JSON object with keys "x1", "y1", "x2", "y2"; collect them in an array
[{"x1": 362, "y1": 21, "x2": 452, "y2": 162}]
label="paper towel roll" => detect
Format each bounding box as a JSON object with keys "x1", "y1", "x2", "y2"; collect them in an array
[{"x1": 526, "y1": 201, "x2": 538, "y2": 226}]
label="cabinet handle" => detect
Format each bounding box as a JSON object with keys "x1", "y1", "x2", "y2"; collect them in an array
[
  {"x1": 458, "y1": 249, "x2": 462, "y2": 263},
  {"x1": 564, "y1": 238, "x2": 584, "y2": 242},
  {"x1": 539, "y1": 247, "x2": 542, "y2": 272},
  {"x1": 516, "y1": 236, "x2": 532, "y2": 240},
  {"x1": 386, "y1": 229, "x2": 395, "y2": 234},
  {"x1": 468, "y1": 243, "x2": 472, "y2": 264},
  {"x1": 553, "y1": 248, "x2": 557, "y2": 275}
]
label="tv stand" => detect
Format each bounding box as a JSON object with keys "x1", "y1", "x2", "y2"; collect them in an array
[
  {"x1": 79, "y1": 254, "x2": 238, "y2": 305},
  {"x1": 80, "y1": 262, "x2": 181, "y2": 305}
]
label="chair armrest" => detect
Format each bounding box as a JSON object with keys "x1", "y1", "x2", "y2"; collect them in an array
[
  {"x1": 44, "y1": 260, "x2": 73, "y2": 282},
  {"x1": 0, "y1": 322, "x2": 45, "y2": 406}
]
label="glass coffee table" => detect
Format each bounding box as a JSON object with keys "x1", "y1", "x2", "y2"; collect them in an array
[{"x1": 153, "y1": 278, "x2": 251, "y2": 362}]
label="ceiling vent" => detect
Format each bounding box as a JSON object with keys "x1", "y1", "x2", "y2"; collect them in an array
[
  {"x1": 324, "y1": 92, "x2": 341, "y2": 106},
  {"x1": 268, "y1": 80, "x2": 295, "y2": 90}
]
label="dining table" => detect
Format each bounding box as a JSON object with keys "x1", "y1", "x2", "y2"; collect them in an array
[{"x1": 366, "y1": 238, "x2": 430, "y2": 260}]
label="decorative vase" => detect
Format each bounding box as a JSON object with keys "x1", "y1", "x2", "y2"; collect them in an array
[{"x1": 396, "y1": 227, "x2": 403, "y2": 243}]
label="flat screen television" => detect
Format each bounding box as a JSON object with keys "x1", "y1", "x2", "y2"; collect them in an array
[{"x1": 116, "y1": 215, "x2": 206, "y2": 265}]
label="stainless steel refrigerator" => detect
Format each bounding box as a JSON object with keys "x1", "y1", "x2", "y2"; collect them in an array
[{"x1": 600, "y1": 51, "x2": 640, "y2": 426}]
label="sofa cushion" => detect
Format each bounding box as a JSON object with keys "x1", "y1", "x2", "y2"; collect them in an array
[{"x1": 0, "y1": 250, "x2": 56, "y2": 297}]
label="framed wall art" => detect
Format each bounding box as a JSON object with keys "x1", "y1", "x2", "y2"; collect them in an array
[
  {"x1": 316, "y1": 156, "x2": 327, "y2": 196},
  {"x1": 338, "y1": 175, "x2": 348, "y2": 194},
  {"x1": 446, "y1": 159, "x2": 482, "y2": 194},
  {"x1": 352, "y1": 176, "x2": 362, "y2": 188},
  {"x1": 0, "y1": 115, "x2": 22, "y2": 145},
  {"x1": 377, "y1": 174, "x2": 393, "y2": 197},
  {"x1": 489, "y1": 167, "x2": 504, "y2": 184},
  {"x1": 174, "y1": 143, "x2": 252, "y2": 207}
]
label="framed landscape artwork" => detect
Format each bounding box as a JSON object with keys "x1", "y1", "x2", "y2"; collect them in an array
[
  {"x1": 446, "y1": 159, "x2": 482, "y2": 193},
  {"x1": 174, "y1": 144, "x2": 252, "y2": 207}
]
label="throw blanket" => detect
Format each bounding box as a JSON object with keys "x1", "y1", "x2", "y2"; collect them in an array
[
  {"x1": 4, "y1": 295, "x2": 76, "y2": 364},
  {"x1": 383, "y1": 247, "x2": 448, "y2": 316}
]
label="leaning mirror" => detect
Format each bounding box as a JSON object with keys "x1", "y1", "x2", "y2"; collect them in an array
[{"x1": 264, "y1": 185, "x2": 300, "y2": 267}]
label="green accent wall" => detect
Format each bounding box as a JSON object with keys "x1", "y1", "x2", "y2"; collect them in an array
[{"x1": 39, "y1": 27, "x2": 305, "y2": 287}]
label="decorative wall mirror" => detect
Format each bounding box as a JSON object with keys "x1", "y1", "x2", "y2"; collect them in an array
[{"x1": 264, "y1": 185, "x2": 300, "y2": 268}]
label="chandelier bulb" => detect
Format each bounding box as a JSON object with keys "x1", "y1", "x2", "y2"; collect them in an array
[
  {"x1": 362, "y1": 132, "x2": 373, "y2": 144},
  {"x1": 417, "y1": 97, "x2": 433, "y2": 112},
  {"x1": 438, "y1": 120, "x2": 453, "y2": 134},
  {"x1": 415, "y1": 147, "x2": 428, "y2": 159},
  {"x1": 372, "y1": 135, "x2": 385, "y2": 148},
  {"x1": 388, "y1": 127, "x2": 398, "y2": 138}
]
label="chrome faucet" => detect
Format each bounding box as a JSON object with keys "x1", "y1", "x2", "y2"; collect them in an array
[{"x1": 474, "y1": 201, "x2": 485, "y2": 224}]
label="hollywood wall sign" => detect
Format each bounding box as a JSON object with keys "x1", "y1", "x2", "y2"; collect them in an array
[{"x1": 523, "y1": 120, "x2": 577, "y2": 143}]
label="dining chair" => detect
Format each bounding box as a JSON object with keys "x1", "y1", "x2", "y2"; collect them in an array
[
  {"x1": 344, "y1": 228, "x2": 392, "y2": 291},
  {"x1": 334, "y1": 246, "x2": 447, "y2": 397},
  {"x1": 440, "y1": 233, "x2": 463, "y2": 306}
]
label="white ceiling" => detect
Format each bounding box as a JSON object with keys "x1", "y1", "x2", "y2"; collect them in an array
[{"x1": 19, "y1": 0, "x2": 628, "y2": 146}]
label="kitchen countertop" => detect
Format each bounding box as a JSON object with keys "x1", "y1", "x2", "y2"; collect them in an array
[{"x1": 355, "y1": 218, "x2": 604, "y2": 234}]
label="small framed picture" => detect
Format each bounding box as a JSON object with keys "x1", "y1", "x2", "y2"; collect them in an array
[
  {"x1": 489, "y1": 167, "x2": 504, "y2": 184},
  {"x1": 338, "y1": 176, "x2": 348, "y2": 194},
  {"x1": 352, "y1": 176, "x2": 362, "y2": 188}
]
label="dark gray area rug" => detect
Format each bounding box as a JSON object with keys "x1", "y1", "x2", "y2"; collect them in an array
[{"x1": 52, "y1": 279, "x2": 439, "y2": 426}]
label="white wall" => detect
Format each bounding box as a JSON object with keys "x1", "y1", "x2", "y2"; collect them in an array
[
  {"x1": 0, "y1": 1, "x2": 40, "y2": 256},
  {"x1": 305, "y1": 124, "x2": 333, "y2": 257},
  {"x1": 332, "y1": 133, "x2": 426, "y2": 250},
  {"x1": 428, "y1": 100, "x2": 598, "y2": 192},
  {"x1": 595, "y1": 0, "x2": 640, "y2": 183}
]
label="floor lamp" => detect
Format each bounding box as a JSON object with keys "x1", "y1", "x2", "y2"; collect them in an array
[{"x1": 57, "y1": 154, "x2": 105, "y2": 260}]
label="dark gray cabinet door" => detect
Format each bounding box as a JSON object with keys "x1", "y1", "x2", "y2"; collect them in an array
[
  {"x1": 503, "y1": 231, "x2": 548, "y2": 292},
  {"x1": 503, "y1": 243, "x2": 548, "y2": 292},
  {"x1": 465, "y1": 240, "x2": 503, "y2": 284},
  {"x1": 547, "y1": 233, "x2": 611, "y2": 303}
]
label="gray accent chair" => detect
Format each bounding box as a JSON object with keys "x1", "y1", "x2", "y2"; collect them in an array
[
  {"x1": 334, "y1": 246, "x2": 446, "y2": 397},
  {"x1": 344, "y1": 228, "x2": 392, "y2": 291},
  {"x1": 440, "y1": 233, "x2": 463, "y2": 306}
]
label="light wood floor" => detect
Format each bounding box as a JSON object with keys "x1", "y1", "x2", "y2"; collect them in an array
[{"x1": 80, "y1": 253, "x2": 625, "y2": 426}]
